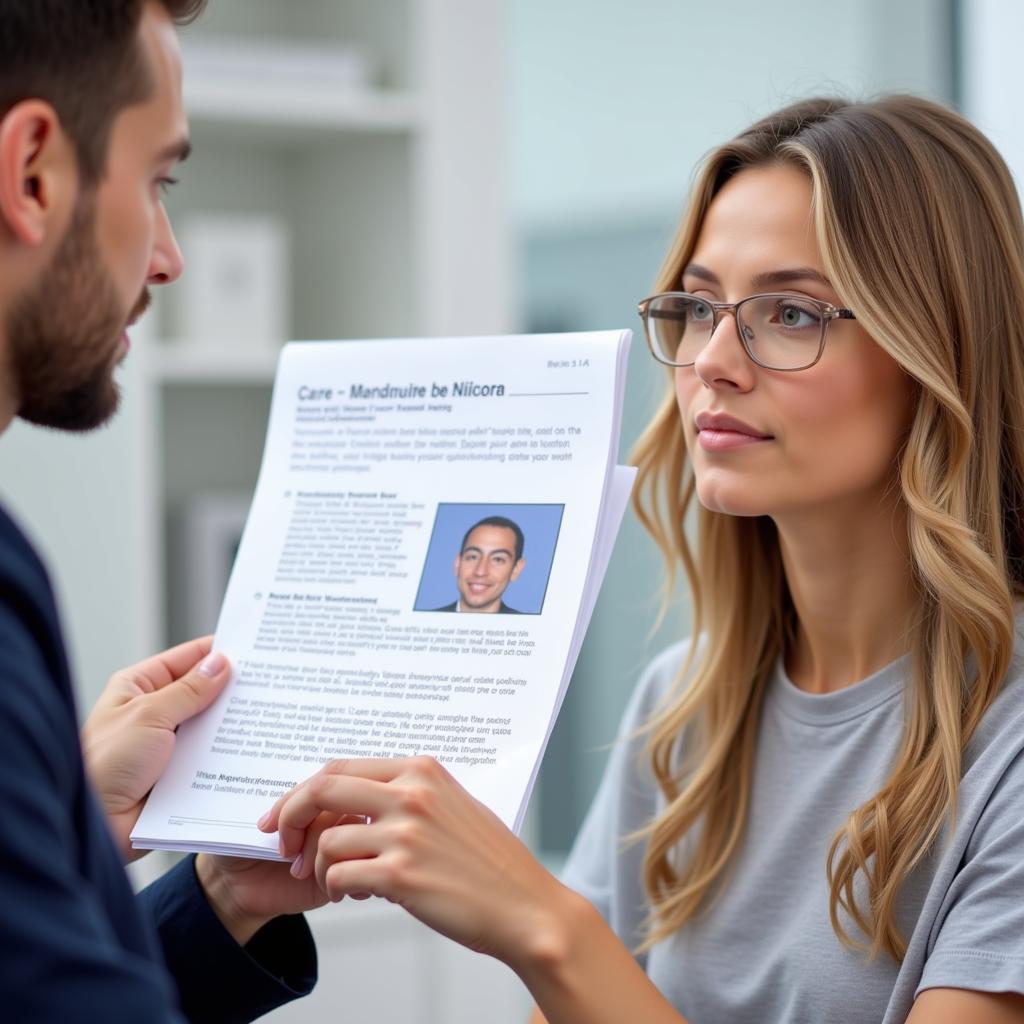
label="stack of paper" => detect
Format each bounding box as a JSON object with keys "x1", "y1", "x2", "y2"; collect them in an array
[{"x1": 132, "y1": 330, "x2": 634, "y2": 859}]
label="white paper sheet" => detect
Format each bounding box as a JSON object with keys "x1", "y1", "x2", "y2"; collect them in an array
[{"x1": 133, "y1": 331, "x2": 634, "y2": 858}]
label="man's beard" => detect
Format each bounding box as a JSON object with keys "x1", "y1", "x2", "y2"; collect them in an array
[{"x1": 6, "y1": 194, "x2": 143, "y2": 433}]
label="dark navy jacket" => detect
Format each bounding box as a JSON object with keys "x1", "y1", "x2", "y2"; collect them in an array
[{"x1": 0, "y1": 504, "x2": 316, "y2": 1022}]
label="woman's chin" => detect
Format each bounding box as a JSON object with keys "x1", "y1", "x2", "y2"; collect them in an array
[{"x1": 695, "y1": 483, "x2": 769, "y2": 519}]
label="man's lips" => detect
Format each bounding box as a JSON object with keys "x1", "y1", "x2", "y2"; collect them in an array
[{"x1": 126, "y1": 290, "x2": 152, "y2": 329}]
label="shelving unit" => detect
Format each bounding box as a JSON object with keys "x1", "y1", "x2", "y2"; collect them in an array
[
  {"x1": 0, "y1": 2, "x2": 525, "y2": 1020},
  {"x1": 148, "y1": 345, "x2": 280, "y2": 384},
  {"x1": 0, "y1": 0, "x2": 514, "y2": 695}
]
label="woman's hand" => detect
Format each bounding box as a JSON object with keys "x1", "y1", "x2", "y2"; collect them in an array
[
  {"x1": 258, "y1": 756, "x2": 570, "y2": 968},
  {"x1": 261, "y1": 757, "x2": 691, "y2": 1024}
]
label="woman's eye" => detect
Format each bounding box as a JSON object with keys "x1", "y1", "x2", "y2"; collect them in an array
[
  {"x1": 691, "y1": 300, "x2": 713, "y2": 321},
  {"x1": 777, "y1": 302, "x2": 820, "y2": 329},
  {"x1": 157, "y1": 176, "x2": 179, "y2": 196}
]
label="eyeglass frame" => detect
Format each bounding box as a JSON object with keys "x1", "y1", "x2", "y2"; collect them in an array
[{"x1": 636, "y1": 291, "x2": 857, "y2": 372}]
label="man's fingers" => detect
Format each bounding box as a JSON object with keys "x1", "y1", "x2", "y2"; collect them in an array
[
  {"x1": 119, "y1": 636, "x2": 215, "y2": 691},
  {"x1": 140, "y1": 650, "x2": 231, "y2": 727}
]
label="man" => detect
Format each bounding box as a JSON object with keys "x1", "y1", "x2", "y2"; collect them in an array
[
  {"x1": 434, "y1": 516, "x2": 526, "y2": 613},
  {"x1": 0, "y1": 2, "x2": 324, "y2": 1019}
]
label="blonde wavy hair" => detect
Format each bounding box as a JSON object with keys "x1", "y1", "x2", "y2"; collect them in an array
[{"x1": 632, "y1": 95, "x2": 1024, "y2": 961}]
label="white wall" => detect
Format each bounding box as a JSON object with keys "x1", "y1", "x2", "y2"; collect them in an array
[
  {"x1": 961, "y1": 0, "x2": 1024, "y2": 192},
  {"x1": 506, "y1": 0, "x2": 952, "y2": 231},
  {"x1": 0, "y1": 355, "x2": 158, "y2": 714}
]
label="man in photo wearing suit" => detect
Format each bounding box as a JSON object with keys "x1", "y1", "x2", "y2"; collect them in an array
[{"x1": 435, "y1": 516, "x2": 526, "y2": 614}]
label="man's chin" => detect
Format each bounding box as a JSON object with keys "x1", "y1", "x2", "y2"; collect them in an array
[{"x1": 19, "y1": 379, "x2": 121, "y2": 433}]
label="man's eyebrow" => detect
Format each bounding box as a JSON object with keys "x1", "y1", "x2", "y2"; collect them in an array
[
  {"x1": 682, "y1": 263, "x2": 834, "y2": 290},
  {"x1": 461, "y1": 546, "x2": 513, "y2": 557},
  {"x1": 157, "y1": 137, "x2": 192, "y2": 164}
]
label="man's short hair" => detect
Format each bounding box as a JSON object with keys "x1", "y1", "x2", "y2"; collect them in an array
[
  {"x1": 0, "y1": 1, "x2": 206, "y2": 186},
  {"x1": 460, "y1": 516, "x2": 525, "y2": 562}
]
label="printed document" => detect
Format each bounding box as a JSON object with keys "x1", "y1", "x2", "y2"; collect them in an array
[{"x1": 133, "y1": 331, "x2": 635, "y2": 858}]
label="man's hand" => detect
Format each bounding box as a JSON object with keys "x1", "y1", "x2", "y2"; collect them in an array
[
  {"x1": 81, "y1": 637, "x2": 231, "y2": 861},
  {"x1": 196, "y1": 853, "x2": 331, "y2": 947}
]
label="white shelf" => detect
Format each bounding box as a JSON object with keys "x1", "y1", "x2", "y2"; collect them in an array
[
  {"x1": 146, "y1": 345, "x2": 282, "y2": 384},
  {"x1": 184, "y1": 81, "x2": 423, "y2": 135}
]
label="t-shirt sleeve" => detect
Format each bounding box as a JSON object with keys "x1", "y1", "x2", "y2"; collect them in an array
[
  {"x1": 917, "y1": 743, "x2": 1024, "y2": 998},
  {"x1": 138, "y1": 856, "x2": 317, "y2": 1024},
  {"x1": 560, "y1": 642, "x2": 689, "y2": 964}
]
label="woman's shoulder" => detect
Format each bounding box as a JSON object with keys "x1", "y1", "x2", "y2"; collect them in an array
[
  {"x1": 615, "y1": 637, "x2": 698, "y2": 739},
  {"x1": 960, "y1": 616, "x2": 1024, "y2": 777}
]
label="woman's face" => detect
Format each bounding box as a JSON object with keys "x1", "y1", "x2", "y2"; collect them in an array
[{"x1": 675, "y1": 163, "x2": 915, "y2": 522}]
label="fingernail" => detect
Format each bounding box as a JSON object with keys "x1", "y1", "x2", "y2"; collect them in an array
[
  {"x1": 257, "y1": 811, "x2": 271, "y2": 830},
  {"x1": 197, "y1": 651, "x2": 226, "y2": 678},
  {"x1": 290, "y1": 853, "x2": 304, "y2": 878}
]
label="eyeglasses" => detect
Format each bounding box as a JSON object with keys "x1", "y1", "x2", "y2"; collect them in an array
[{"x1": 637, "y1": 291, "x2": 856, "y2": 372}]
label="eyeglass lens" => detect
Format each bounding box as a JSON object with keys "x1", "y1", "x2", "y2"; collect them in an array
[{"x1": 646, "y1": 294, "x2": 826, "y2": 370}]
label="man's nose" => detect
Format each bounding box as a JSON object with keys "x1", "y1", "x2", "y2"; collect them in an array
[{"x1": 148, "y1": 203, "x2": 184, "y2": 286}]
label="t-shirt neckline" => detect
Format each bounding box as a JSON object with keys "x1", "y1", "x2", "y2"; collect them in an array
[{"x1": 771, "y1": 653, "x2": 908, "y2": 726}]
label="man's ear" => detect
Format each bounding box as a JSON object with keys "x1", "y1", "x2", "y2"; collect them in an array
[
  {"x1": 452, "y1": 554, "x2": 462, "y2": 578},
  {"x1": 0, "y1": 100, "x2": 75, "y2": 248},
  {"x1": 510, "y1": 558, "x2": 526, "y2": 582}
]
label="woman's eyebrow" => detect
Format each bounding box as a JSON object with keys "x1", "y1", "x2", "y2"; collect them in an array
[
  {"x1": 751, "y1": 267, "x2": 833, "y2": 289},
  {"x1": 682, "y1": 263, "x2": 720, "y2": 285},
  {"x1": 682, "y1": 263, "x2": 833, "y2": 290}
]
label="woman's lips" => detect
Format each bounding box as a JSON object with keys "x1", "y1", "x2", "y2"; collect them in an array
[
  {"x1": 694, "y1": 411, "x2": 772, "y2": 452},
  {"x1": 697, "y1": 429, "x2": 771, "y2": 452}
]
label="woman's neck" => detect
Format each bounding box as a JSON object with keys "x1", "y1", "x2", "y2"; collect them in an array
[{"x1": 775, "y1": 494, "x2": 917, "y2": 694}]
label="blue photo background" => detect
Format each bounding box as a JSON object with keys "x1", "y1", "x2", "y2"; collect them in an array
[{"x1": 413, "y1": 502, "x2": 564, "y2": 614}]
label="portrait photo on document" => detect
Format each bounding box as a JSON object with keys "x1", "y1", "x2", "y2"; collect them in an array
[{"x1": 413, "y1": 502, "x2": 563, "y2": 615}]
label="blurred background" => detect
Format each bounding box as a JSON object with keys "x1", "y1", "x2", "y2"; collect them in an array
[{"x1": 0, "y1": 0, "x2": 1019, "y2": 1020}]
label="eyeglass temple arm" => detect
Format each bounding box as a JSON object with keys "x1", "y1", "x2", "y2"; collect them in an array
[{"x1": 644, "y1": 307, "x2": 688, "y2": 322}]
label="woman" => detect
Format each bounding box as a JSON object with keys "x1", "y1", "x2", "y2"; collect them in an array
[{"x1": 261, "y1": 96, "x2": 1024, "y2": 1023}]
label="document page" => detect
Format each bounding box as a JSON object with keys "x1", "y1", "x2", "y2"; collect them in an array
[{"x1": 133, "y1": 331, "x2": 633, "y2": 858}]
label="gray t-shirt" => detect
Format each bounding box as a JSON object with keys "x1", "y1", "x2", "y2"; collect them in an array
[{"x1": 562, "y1": 636, "x2": 1024, "y2": 1023}]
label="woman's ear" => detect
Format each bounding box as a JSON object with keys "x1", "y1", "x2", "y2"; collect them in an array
[{"x1": 0, "y1": 100, "x2": 76, "y2": 248}]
